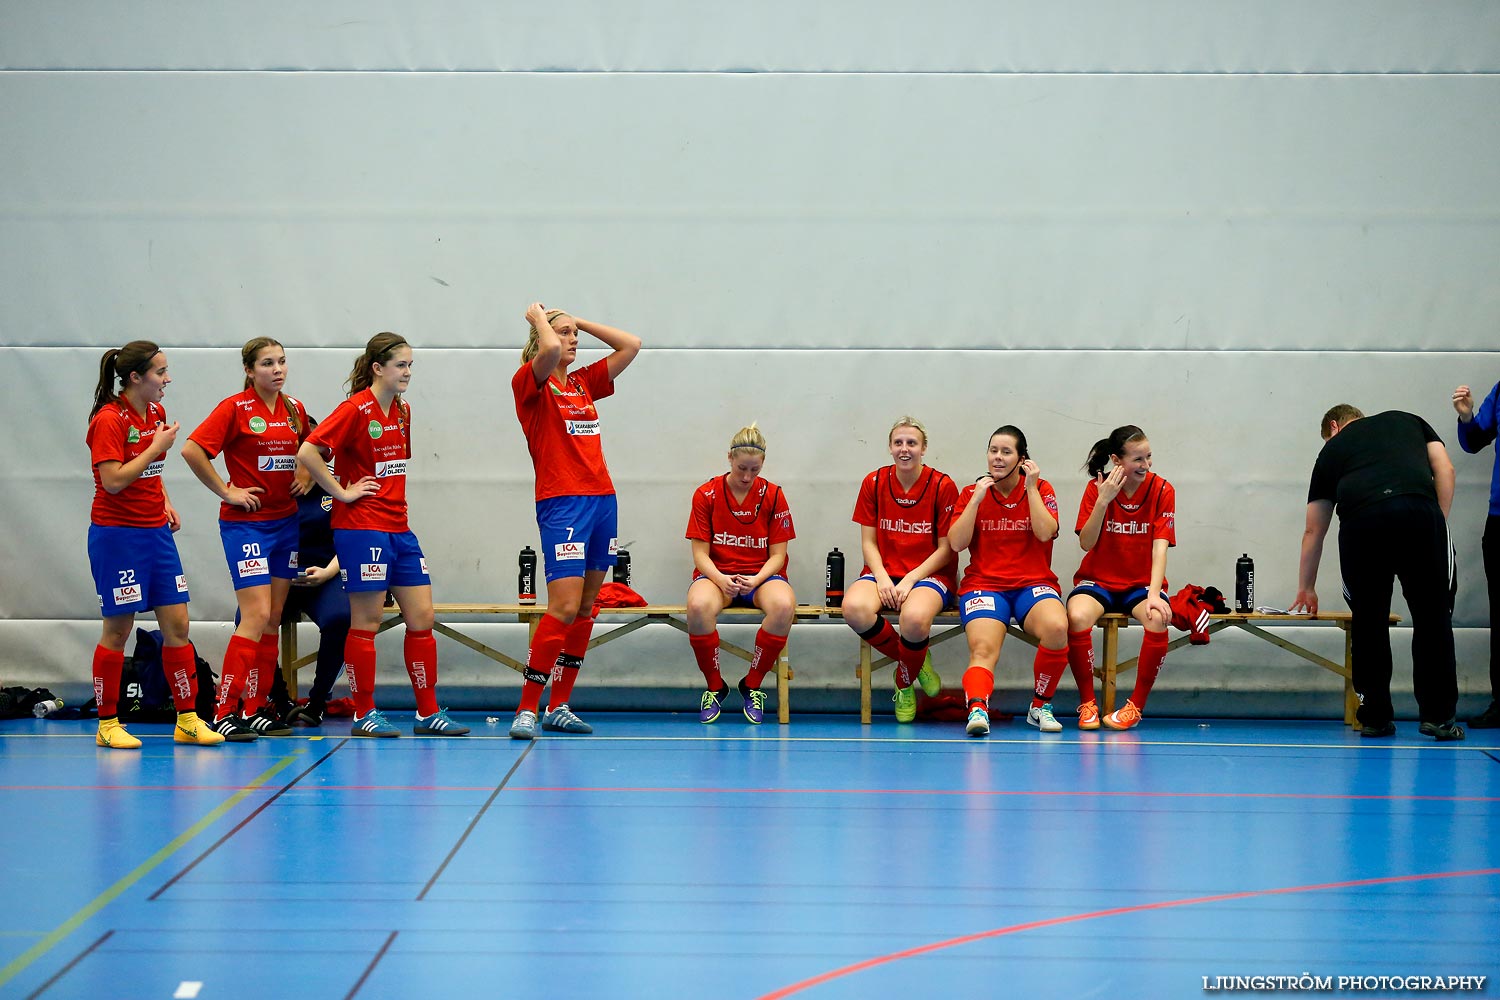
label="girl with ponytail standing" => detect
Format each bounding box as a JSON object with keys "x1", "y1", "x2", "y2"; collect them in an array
[
  {"x1": 87, "y1": 341, "x2": 222, "y2": 748},
  {"x1": 1066, "y1": 425, "x2": 1176, "y2": 731},
  {"x1": 182, "y1": 337, "x2": 309, "y2": 741},
  {"x1": 685, "y1": 424, "x2": 797, "y2": 725},
  {"x1": 510, "y1": 303, "x2": 641, "y2": 740},
  {"x1": 297, "y1": 332, "x2": 468, "y2": 738}
]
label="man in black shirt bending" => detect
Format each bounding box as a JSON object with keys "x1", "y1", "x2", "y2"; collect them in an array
[{"x1": 1292, "y1": 404, "x2": 1464, "y2": 740}]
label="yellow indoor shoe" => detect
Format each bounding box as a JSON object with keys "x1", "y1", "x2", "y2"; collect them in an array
[
  {"x1": 96, "y1": 718, "x2": 142, "y2": 750},
  {"x1": 173, "y1": 711, "x2": 225, "y2": 746}
]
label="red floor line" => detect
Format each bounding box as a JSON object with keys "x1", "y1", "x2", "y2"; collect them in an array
[{"x1": 757, "y1": 868, "x2": 1500, "y2": 1000}]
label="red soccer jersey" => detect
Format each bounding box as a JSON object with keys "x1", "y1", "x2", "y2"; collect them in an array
[
  {"x1": 851, "y1": 465, "x2": 959, "y2": 590},
  {"x1": 188, "y1": 389, "x2": 310, "y2": 522},
  {"x1": 686, "y1": 476, "x2": 796, "y2": 577},
  {"x1": 304, "y1": 389, "x2": 411, "y2": 533},
  {"x1": 512, "y1": 359, "x2": 616, "y2": 502},
  {"x1": 954, "y1": 477, "x2": 1061, "y2": 593},
  {"x1": 1073, "y1": 472, "x2": 1176, "y2": 591},
  {"x1": 87, "y1": 399, "x2": 170, "y2": 528}
]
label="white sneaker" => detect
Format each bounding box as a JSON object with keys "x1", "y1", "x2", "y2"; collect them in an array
[
  {"x1": 965, "y1": 705, "x2": 990, "y2": 737},
  {"x1": 1027, "y1": 702, "x2": 1063, "y2": 733}
]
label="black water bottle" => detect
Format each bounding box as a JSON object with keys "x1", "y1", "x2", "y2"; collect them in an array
[
  {"x1": 613, "y1": 548, "x2": 632, "y2": 587},
  {"x1": 1235, "y1": 553, "x2": 1255, "y2": 613},
  {"x1": 518, "y1": 546, "x2": 537, "y2": 605},
  {"x1": 826, "y1": 547, "x2": 845, "y2": 607}
]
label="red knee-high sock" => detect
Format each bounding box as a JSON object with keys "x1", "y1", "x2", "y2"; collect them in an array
[
  {"x1": 745, "y1": 628, "x2": 787, "y2": 690},
  {"x1": 216, "y1": 634, "x2": 259, "y2": 721},
  {"x1": 93, "y1": 645, "x2": 124, "y2": 720},
  {"x1": 521, "y1": 614, "x2": 569, "y2": 714},
  {"x1": 344, "y1": 629, "x2": 378, "y2": 717},
  {"x1": 856, "y1": 619, "x2": 905, "y2": 668},
  {"x1": 162, "y1": 643, "x2": 198, "y2": 713},
  {"x1": 1067, "y1": 629, "x2": 1097, "y2": 704},
  {"x1": 895, "y1": 635, "x2": 930, "y2": 689},
  {"x1": 1031, "y1": 645, "x2": 1070, "y2": 706},
  {"x1": 962, "y1": 666, "x2": 994, "y2": 708},
  {"x1": 242, "y1": 632, "x2": 279, "y2": 716},
  {"x1": 404, "y1": 628, "x2": 439, "y2": 716},
  {"x1": 548, "y1": 616, "x2": 593, "y2": 710},
  {"x1": 1131, "y1": 629, "x2": 1169, "y2": 709},
  {"x1": 690, "y1": 630, "x2": 723, "y2": 690}
]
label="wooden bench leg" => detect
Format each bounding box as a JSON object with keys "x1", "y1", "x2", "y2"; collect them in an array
[
  {"x1": 777, "y1": 647, "x2": 790, "y2": 725},
  {"x1": 859, "y1": 642, "x2": 873, "y2": 725},
  {"x1": 1102, "y1": 620, "x2": 1119, "y2": 716}
]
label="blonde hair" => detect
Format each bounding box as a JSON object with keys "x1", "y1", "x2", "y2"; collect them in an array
[
  {"x1": 889, "y1": 416, "x2": 928, "y2": 448},
  {"x1": 522, "y1": 309, "x2": 571, "y2": 363},
  {"x1": 729, "y1": 422, "x2": 767, "y2": 457},
  {"x1": 241, "y1": 337, "x2": 300, "y2": 435}
]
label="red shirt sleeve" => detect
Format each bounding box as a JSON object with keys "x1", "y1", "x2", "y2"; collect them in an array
[
  {"x1": 768, "y1": 487, "x2": 795, "y2": 543},
  {"x1": 851, "y1": 471, "x2": 879, "y2": 526},
  {"x1": 87, "y1": 407, "x2": 127, "y2": 468},
  {"x1": 1074, "y1": 479, "x2": 1100, "y2": 534},
  {"x1": 187, "y1": 396, "x2": 236, "y2": 459},
  {"x1": 580, "y1": 358, "x2": 616, "y2": 403},
  {"x1": 1154, "y1": 480, "x2": 1177, "y2": 545},
  {"x1": 685, "y1": 481, "x2": 713, "y2": 541},
  {"x1": 953, "y1": 482, "x2": 977, "y2": 520},
  {"x1": 935, "y1": 473, "x2": 959, "y2": 535}
]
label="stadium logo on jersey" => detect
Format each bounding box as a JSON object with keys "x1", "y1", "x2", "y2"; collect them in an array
[
  {"x1": 375, "y1": 460, "x2": 407, "y2": 478},
  {"x1": 964, "y1": 594, "x2": 996, "y2": 614},
  {"x1": 249, "y1": 416, "x2": 267, "y2": 434},
  {"x1": 140, "y1": 460, "x2": 164, "y2": 479},
  {"x1": 878, "y1": 517, "x2": 934, "y2": 535},
  {"x1": 566, "y1": 420, "x2": 601, "y2": 436},
  {"x1": 237, "y1": 557, "x2": 270, "y2": 577},
  {"x1": 257, "y1": 454, "x2": 297, "y2": 472},
  {"x1": 1106, "y1": 520, "x2": 1151, "y2": 535},
  {"x1": 127, "y1": 427, "x2": 141, "y2": 444},
  {"x1": 367, "y1": 419, "x2": 384, "y2": 439},
  {"x1": 320, "y1": 495, "x2": 333, "y2": 513},
  {"x1": 713, "y1": 532, "x2": 768, "y2": 549},
  {"x1": 555, "y1": 541, "x2": 586, "y2": 561},
  {"x1": 360, "y1": 563, "x2": 388, "y2": 582},
  {"x1": 112, "y1": 584, "x2": 142, "y2": 605},
  {"x1": 979, "y1": 517, "x2": 1031, "y2": 532},
  {"x1": 1032, "y1": 586, "x2": 1059, "y2": 599}
]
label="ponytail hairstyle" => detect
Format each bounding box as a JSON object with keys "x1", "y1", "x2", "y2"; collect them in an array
[
  {"x1": 1084, "y1": 424, "x2": 1147, "y2": 478},
  {"x1": 729, "y1": 422, "x2": 767, "y2": 459},
  {"x1": 346, "y1": 332, "x2": 410, "y2": 436},
  {"x1": 889, "y1": 415, "x2": 929, "y2": 448},
  {"x1": 991, "y1": 424, "x2": 1029, "y2": 461},
  {"x1": 241, "y1": 336, "x2": 299, "y2": 436},
  {"x1": 90, "y1": 340, "x2": 160, "y2": 420},
  {"x1": 522, "y1": 308, "x2": 571, "y2": 363}
]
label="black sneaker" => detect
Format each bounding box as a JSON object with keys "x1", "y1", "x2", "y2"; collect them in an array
[
  {"x1": 1359, "y1": 722, "x2": 1396, "y2": 738},
  {"x1": 285, "y1": 703, "x2": 325, "y2": 727},
  {"x1": 213, "y1": 713, "x2": 260, "y2": 742},
  {"x1": 243, "y1": 706, "x2": 293, "y2": 737},
  {"x1": 1418, "y1": 719, "x2": 1466, "y2": 742},
  {"x1": 1467, "y1": 701, "x2": 1500, "y2": 729}
]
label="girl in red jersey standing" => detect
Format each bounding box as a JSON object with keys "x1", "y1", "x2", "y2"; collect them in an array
[
  {"x1": 1065, "y1": 424, "x2": 1176, "y2": 731},
  {"x1": 685, "y1": 423, "x2": 797, "y2": 724},
  {"x1": 86, "y1": 341, "x2": 223, "y2": 749},
  {"x1": 296, "y1": 332, "x2": 468, "y2": 738},
  {"x1": 948, "y1": 425, "x2": 1069, "y2": 737},
  {"x1": 841, "y1": 416, "x2": 958, "y2": 723},
  {"x1": 182, "y1": 337, "x2": 309, "y2": 742},
  {"x1": 510, "y1": 303, "x2": 642, "y2": 740}
]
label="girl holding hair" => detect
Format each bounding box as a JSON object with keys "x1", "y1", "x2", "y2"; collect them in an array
[
  {"x1": 685, "y1": 423, "x2": 797, "y2": 724},
  {"x1": 297, "y1": 332, "x2": 468, "y2": 738},
  {"x1": 87, "y1": 341, "x2": 222, "y2": 748},
  {"x1": 842, "y1": 416, "x2": 958, "y2": 722},
  {"x1": 948, "y1": 426, "x2": 1069, "y2": 737},
  {"x1": 510, "y1": 303, "x2": 642, "y2": 740},
  {"x1": 1065, "y1": 424, "x2": 1176, "y2": 731},
  {"x1": 182, "y1": 337, "x2": 309, "y2": 741}
]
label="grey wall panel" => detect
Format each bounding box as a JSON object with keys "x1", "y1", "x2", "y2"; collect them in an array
[
  {"x1": 6, "y1": 73, "x2": 1497, "y2": 352},
  {"x1": 4, "y1": 1, "x2": 1499, "y2": 73}
]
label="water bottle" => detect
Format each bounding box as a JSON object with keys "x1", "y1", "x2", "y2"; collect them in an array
[
  {"x1": 518, "y1": 546, "x2": 537, "y2": 605},
  {"x1": 826, "y1": 547, "x2": 845, "y2": 608},
  {"x1": 33, "y1": 699, "x2": 64, "y2": 718},
  {"x1": 1235, "y1": 553, "x2": 1255, "y2": 613},
  {"x1": 613, "y1": 549, "x2": 632, "y2": 587}
]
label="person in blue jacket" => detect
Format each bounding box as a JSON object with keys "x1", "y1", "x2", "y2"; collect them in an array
[{"x1": 1453, "y1": 381, "x2": 1500, "y2": 728}]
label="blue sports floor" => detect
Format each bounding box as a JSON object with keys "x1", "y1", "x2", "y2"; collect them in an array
[{"x1": 1, "y1": 713, "x2": 1496, "y2": 999}]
